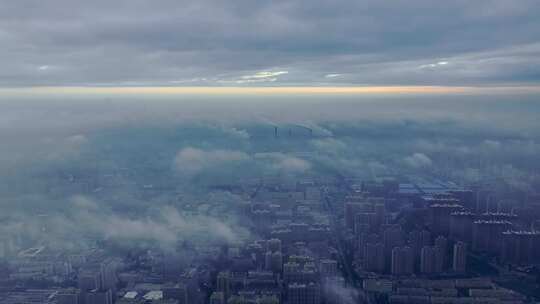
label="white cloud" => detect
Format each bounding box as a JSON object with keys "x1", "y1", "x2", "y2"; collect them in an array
[
  {"x1": 240, "y1": 71, "x2": 288, "y2": 80},
  {"x1": 65, "y1": 134, "x2": 88, "y2": 145},
  {"x1": 225, "y1": 70, "x2": 289, "y2": 84},
  {"x1": 255, "y1": 152, "x2": 311, "y2": 173},
  {"x1": 419, "y1": 61, "x2": 450, "y2": 69},
  {"x1": 403, "y1": 152, "x2": 432, "y2": 168},
  {"x1": 221, "y1": 126, "x2": 250, "y2": 139},
  {"x1": 235, "y1": 77, "x2": 277, "y2": 84},
  {"x1": 311, "y1": 138, "x2": 347, "y2": 153},
  {"x1": 277, "y1": 156, "x2": 311, "y2": 172},
  {"x1": 325, "y1": 73, "x2": 342, "y2": 78},
  {"x1": 174, "y1": 147, "x2": 249, "y2": 175},
  {"x1": 483, "y1": 139, "x2": 501, "y2": 149}
]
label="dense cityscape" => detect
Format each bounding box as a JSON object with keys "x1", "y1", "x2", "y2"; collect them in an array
[{"x1": 1, "y1": 109, "x2": 539, "y2": 304}]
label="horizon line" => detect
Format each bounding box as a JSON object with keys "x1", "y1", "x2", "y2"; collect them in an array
[{"x1": 1, "y1": 85, "x2": 540, "y2": 96}]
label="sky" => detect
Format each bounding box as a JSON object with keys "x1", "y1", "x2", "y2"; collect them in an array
[{"x1": 1, "y1": 0, "x2": 540, "y2": 94}]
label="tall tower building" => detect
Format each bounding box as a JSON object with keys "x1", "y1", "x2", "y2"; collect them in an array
[
  {"x1": 391, "y1": 246, "x2": 414, "y2": 275},
  {"x1": 210, "y1": 292, "x2": 225, "y2": 304},
  {"x1": 420, "y1": 246, "x2": 443, "y2": 274},
  {"x1": 319, "y1": 259, "x2": 338, "y2": 278},
  {"x1": 383, "y1": 225, "x2": 405, "y2": 256},
  {"x1": 78, "y1": 271, "x2": 101, "y2": 291},
  {"x1": 434, "y1": 235, "x2": 448, "y2": 271},
  {"x1": 344, "y1": 202, "x2": 372, "y2": 231},
  {"x1": 217, "y1": 271, "x2": 231, "y2": 300},
  {"x1": 364, "y1": 243, "x2": 385, "y2": 273},
  {"x1": 500, "y1": 230, "x2": 540, "y2": 265},
  {"x1": 374, "y1": 202, "x2": 386, "y2": 229},
  {"x1": 271, "y1": 251, "x2": 283, "y2": 273},
  {"x1": 265, "y1": 251, "x2": 273, "y2": 271},
  {"x1": 100, "y1": 260, "x2": 117, "y2": 294},
  {"x1": 55, "y1": 289, "x2": 81, "y2": 304},
  {"x1": 163, "y1": 283, "x2": 188, "y2": 304},
  {"x1": 450, "y1": 211, "x2": 476, "y2": 242},
  {"x1": 430, "y1": 204, "x2": 463, "y2": 236},
  {"x1": 288, "y1": 282, "x2": 321, "y2": 304},
  {"x1": 85, "y1": 289, "x2": 112, "y2": 304},
  {"x1": 472, "y1": 220, "x2": 511, "y2": 254},
  {"x1": 267, "y1": 238, "x2": 282, "y2": 252},
  {"x1": 408, "y1": 229, "x2": 431, "y2": 259},
  {"x1": 452, "y1": 241, "x2": 467, "y2": 273}
]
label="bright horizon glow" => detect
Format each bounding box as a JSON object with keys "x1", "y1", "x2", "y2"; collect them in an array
[{"x1": 1, "y1": 85, "x2": 540, "y2": 96}]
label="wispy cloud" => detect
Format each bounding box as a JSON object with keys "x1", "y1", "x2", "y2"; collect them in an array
[
  {"x1": 240, "y1": 71, "x2": 288, "y2": 80},
  {"x1": 419, "y1": 61, "x2": 450, "y2": 69}
]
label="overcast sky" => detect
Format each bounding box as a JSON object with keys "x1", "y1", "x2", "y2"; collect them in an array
[{"x1": 1, "y1": 0, "x2": 540, "y2": 89}]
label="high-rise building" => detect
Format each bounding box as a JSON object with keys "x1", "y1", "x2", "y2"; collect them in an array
[
  {"x1": 364, "y1": 243, "x2": 385, "y2": 273},
  {"x1": 408, "y1": 229, "x2": 431, "y2": 258},
  {"x1": 430, "y1": 203, "x2": 463, "y2": 236},
  {"x1": 344, "y1": 202, "x2": 371, "y2": 231},
  {"x1": 211, "y1": 292, "x2": 226, "y2": 304},
  {"x1": 100, "y1": 260, "x2": 117, "y2": 294},
  {"x1": 434, "y1": 235, "x2": 448, "y2": 271},
  {"x1": 354, "y1": 212, "x2": 375, "y2": 235},
  {"x1": 85, "y1": 289, "x2": 112, "y2": 304},
  {"x1": 452, "y1": 241, "x2": 467, "y2": 273},
  {"x1": 357, "y1": 232, "x2": 379, "y2": 259},
  {"x1": 217, "y1": 271, "x2": 231, "y2": 300},
  {"x1": 472, "y1": 220, "x2": 512, "y2": 254},
  {"x1": 319, "y1": 259, "x2": 338, "y2": 277},
  {"x1": 163, "y1": 283, "x2": 188, "y2": 304},
  {"x1": 384, "y1": 225, "x2": 405, "y2": 256},
  {"x1": 500, "y1": 230, "x2": 540, "y2": 265},
  {"x1": 257, "y1": 295, "x2": 280, "y2": 304},
  {"x1": 391, "y1": 246, "x2": 414, "y2": 275},
  {"x1": 271, "y1": 251, "x2": 283, "y2": 273},
  {"x1": 265, "y1": 251, "x2": 273, "y2": 271},
  {"x1": 55, "y1": 288, "x2": 81, "y2": 304},
  {"x1": 78, "y1": 271, "x2": 101, "y2": 291},
  {"x1": 450, "y1": 211, "x2": 476, "y2": 242},
  {"x1": 420, "y1": 246, "x2": 443, "y2": 274},
  {"x1": 228, "y1": 295, "x2": 247, "y2": 304},
  {"x1": 267, "y1": 238, "x2": 282, "y2": 253},
  {"x1": 288, "y1": 282, "x2": 320, "y2": 304},
  {"x1": 283, "y1": 262, "x2": 301, "y2": 283},
  {"x1": 323, "y1": 276, "x2": 347, "y2": 304}
]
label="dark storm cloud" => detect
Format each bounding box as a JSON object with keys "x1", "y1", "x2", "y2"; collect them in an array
[{"x1": 1, "y1": 0, "x2": 540, "y2": 87}]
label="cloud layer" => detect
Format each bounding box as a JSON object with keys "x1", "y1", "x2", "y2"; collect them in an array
[{"x1": 1, "y1": 0, "x2": 540, "y2": 87}]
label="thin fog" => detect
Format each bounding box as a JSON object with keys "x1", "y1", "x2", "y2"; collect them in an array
[{"x1": 1, "y1": 94, "x2": 539, "y2": 253}]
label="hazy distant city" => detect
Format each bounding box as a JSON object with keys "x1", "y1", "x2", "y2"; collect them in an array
[{"x1": 0, "y1": 97, "x2": 539, "y2": 304}]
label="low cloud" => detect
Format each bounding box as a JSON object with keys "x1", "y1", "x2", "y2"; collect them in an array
[
  {"x1": 324, "y1": 279, "x2": 363, "y2": 304},
  {"x1": 483, "y1": 139, "x2": 502, "y2": 149},
  {"x1": 403, "y1": 152, "x2": 433, "y2": 168},
  {"x1": 275, "y1": 155, "x2": 311, "y2": 173},
  {"x1": 255, "y1": 152, "x2": 312, "y2": 174},
  {"x1": 174, "y1": 147, "x2": 250, "y2": 176},
  {"x1": 311, "y1": 138, "x2": 347, "y2": 154},
  {"x1": 0, "y1": 195, "x2": 250, "y2": 251}
]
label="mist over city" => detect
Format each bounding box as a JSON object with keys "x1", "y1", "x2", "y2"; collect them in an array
[{"x1": 1, "y1": 1, "x2": 540, "y2": 304}]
